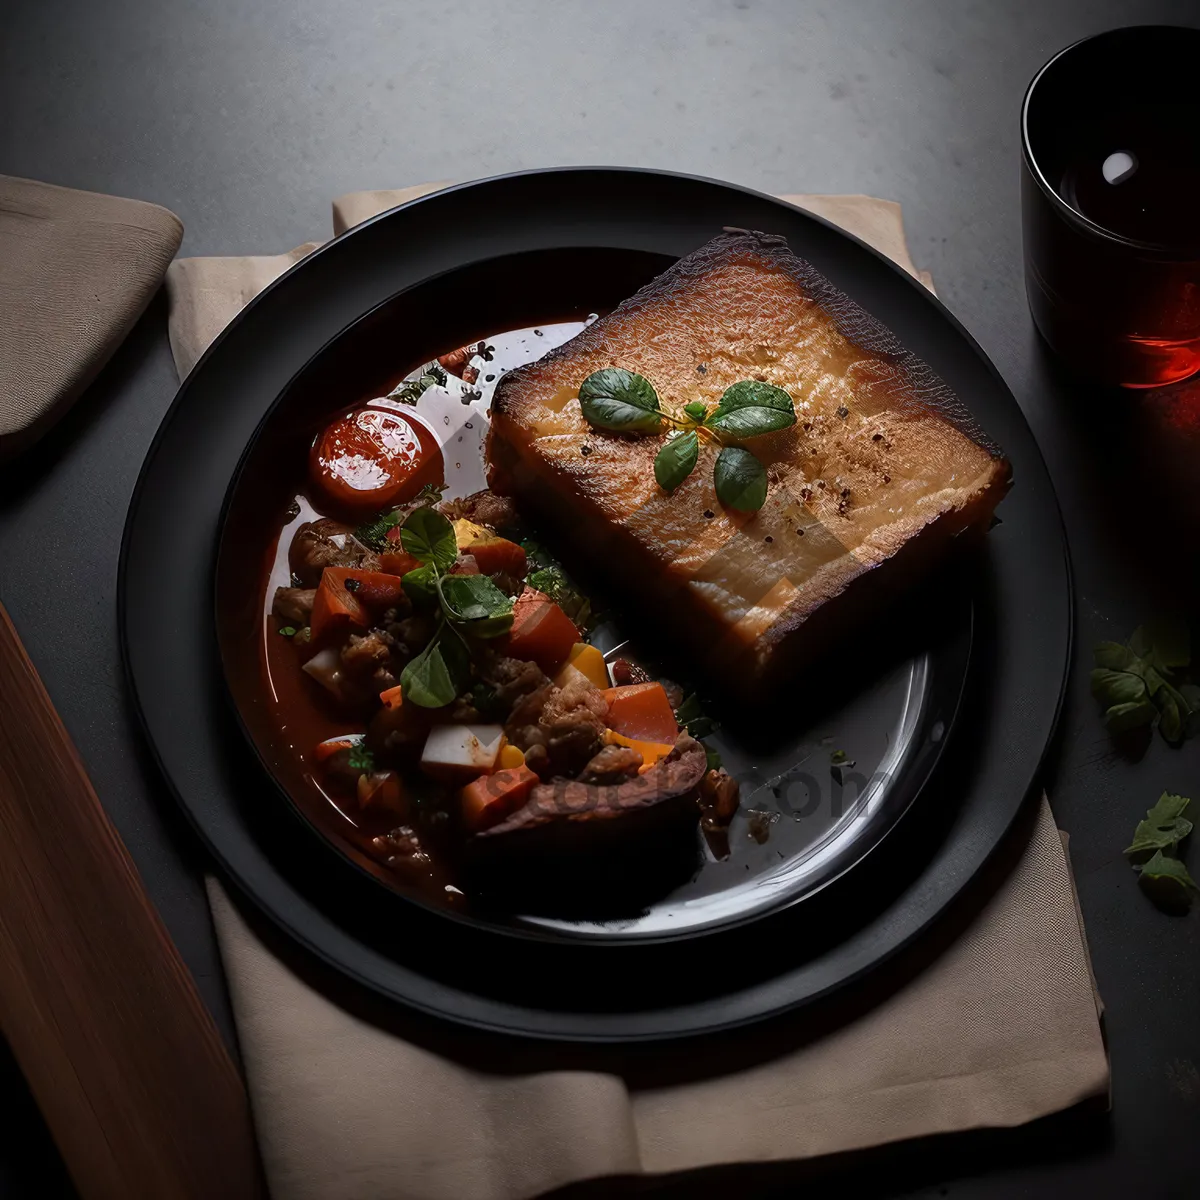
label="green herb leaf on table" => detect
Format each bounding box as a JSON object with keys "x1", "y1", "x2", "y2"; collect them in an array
[
  {"x1": 1138, "y1": 850, "x2": 1198, "y2": 911},
  {"x1": 578, "y1": 368, "x2": 664, "y2": 433},
  {"x1": 400, "y1": 506, "x2": 458, "y2": 571},
  {"x1": 401, "y1": 626, "x2": 470, "y2": 708},
  {"x1": 705, "y1": 746, "x2": 723, "y2": 772},
  {"x1": 683, "y1": 401, "x2": 709, "y2": 424},
  {"x1": 1124, "y1": 793, "x2": 1193, "y2": 858},
  {"x1": 1130, "y1": 618, "x2": 1191, "y2": 673},
  {"x1": 1091, "y1": 623, "x2": 1197, "y2": 744},
  {"x1": 1124, "y1": 791, "x2": 1196, "y2": 913},
  {"x1": 438, "y1": 574, "x2": 514, "y2": 638},
  {"x1": 654, "y1": 430, "x2": 699, "y2": 492},
  {"x1": 706, "y1": 380, "x2": 797, "y2": 439},
  {"x1": 713, "y1": 446, "x2": 768, "y2": 512},
  {"x1": 354, "y1": 508, "x2": 405, "y2": 551}
]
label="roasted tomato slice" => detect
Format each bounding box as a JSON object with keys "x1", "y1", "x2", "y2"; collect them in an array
[{"x1": 309, "y1": 403, "x2": 441, "y2": 513}]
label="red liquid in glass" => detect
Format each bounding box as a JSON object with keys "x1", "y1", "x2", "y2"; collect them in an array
[{"x1": 1051, "y1": 108, "x2": 1200, "y2": 386}]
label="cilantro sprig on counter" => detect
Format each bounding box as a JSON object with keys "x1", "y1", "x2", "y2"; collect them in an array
[
  {"x1": 395, "y1": 508, "x2": 514, "y2": 708},
  {"x1": 1091, "y1": 619, "x2": 1200, "y2": 744},
  {"x1": 577, "y1": 369, "x2": 797, "y2": 513},
  {"x1": 1125, "y1": 792, "x2": 1196, "y2": 912}
]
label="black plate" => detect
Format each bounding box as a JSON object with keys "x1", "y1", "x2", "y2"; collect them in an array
[
  {"x1": 213, "y1": 245, "x2": 975, "y2": 942},
  {"x1": 120, "y1": 168, "x2": 1071, "y2": 1041}
]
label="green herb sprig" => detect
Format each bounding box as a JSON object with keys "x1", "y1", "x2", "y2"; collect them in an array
[
  {"x1": 389, "y1": 363, "x2": 447, "y2": 405},
  {"x1": 1091, "y1": 619, "x2": 1200, "y2": 744},
  {"x1": 352, "y1": 482, "x2": 450, "y2": 551},
  {"x1": 347, "y1": 744, "x2": 376, "y2": 772},
  {"x1": 522, "y1": 538, "x2": 595, "y2": 630},
  {"x1": 577, "y1": 369, "x2": 797, "y2": 513},
  {"x1": 1125, "y1": 792, "x2": 1196, "y2": 912},
  {"x1": 395, "y1": 508, "x2": 514, "y2": 708}
]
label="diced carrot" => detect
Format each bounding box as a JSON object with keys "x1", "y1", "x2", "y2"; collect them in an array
[
  {"x1": 311, "y1": 566, "x2": 408, "y2": 642},
  {"x1": 379, "y1": 685, "x2": 403, "y2": 709},
  {"x1": 461, "y1": 764, "x2": 539, "y2": 831},
  {"x1": 313, "y1": 737, "x2": 355, "y2": 762},
  {"x1": 357, "y1": 770, "x2": 407, "y2": 816},
  {"x1": 379, "y1": 546, "x2": 421, "y2": 576},
  {"x1": 332, "y1": 567, "x2": 408, "y2": 611},
  {"x1": 452, "y1": 519, "x2": 527, "y2": 576},
  {"x1": 310, "y1": 569, "x2": 370, "y2": 643},
  {"x1": 501, "y1": 587, "x2": 579, "y2": 673},
  {"x1": 603, "y1": 729, "x2": 675, "y2": 772},
  {"x1": 600, "y1": 683, "x2": 678, "y2": 744}
]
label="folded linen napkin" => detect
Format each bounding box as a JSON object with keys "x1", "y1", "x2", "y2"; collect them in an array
[
  {"x1": 0, "y1": 174, "x2": 182, "y2": 458},
  {"x1": 165, "y1": 185, "x2": 1107, "y2": 1200}
]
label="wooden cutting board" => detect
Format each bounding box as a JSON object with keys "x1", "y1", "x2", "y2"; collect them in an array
[{"x1": 0, "y1": 602, "x2": 262, "y2": 1199}]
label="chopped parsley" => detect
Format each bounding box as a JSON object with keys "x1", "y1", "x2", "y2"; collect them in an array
[{"x1": 347, "y1": 744, "x2": 376, "y2": 772}]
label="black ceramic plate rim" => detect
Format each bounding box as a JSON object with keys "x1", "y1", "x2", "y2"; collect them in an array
[
  {"x1": 211, "y1": 259, "x2": 975, "y2": 946},
  {"x1": 120, "y1": 167, "x2": 1073, "y2": 1041}
]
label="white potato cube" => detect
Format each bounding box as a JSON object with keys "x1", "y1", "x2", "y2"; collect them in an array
[{"x1": 419, "y1": 724, "x2": 505, "y2": 782}]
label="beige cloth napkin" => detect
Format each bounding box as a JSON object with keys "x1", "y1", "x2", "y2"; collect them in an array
[
  {"x1": 0, "y1": 174, "x2": 182, "y2": 458},
  {"x1": 166, "y1": 186, "x2": 1108, "y2": 1200}
]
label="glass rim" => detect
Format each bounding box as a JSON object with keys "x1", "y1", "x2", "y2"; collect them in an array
[{"x1": 1021, "y1": 24, "x2": 1200, "y2": 261}]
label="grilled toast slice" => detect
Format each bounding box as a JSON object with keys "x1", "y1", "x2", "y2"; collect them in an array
[{"x1": 486, "y1": 230, "x2": 1009, "y2": 695}]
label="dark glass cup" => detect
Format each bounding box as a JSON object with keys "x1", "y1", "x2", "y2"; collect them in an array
[{"x1": 1021, "y1": 26, "x2": 1200, "y2": 388}]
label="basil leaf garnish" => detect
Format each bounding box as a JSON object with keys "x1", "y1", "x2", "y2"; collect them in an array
[
  {"x1": 707, "y1": 380, "x2": 796, "y2": 439},
  {"x1": 578, "y1": 368, "x2": 663, "y2": 433},
  {"x1": 400, "y1": 626, "x2": 470, "y2": 707},
  {"x1": 654, "y1": 430, "x2": 699, "y2": 492},
  {"x1": 683, "y1": 400, "x2": 708, "y2": 424},
  {"x1": 713, "y1": 446, "x2": 768, "y2": 512},
  {"x1": 400, "y1": 506, "x2": 457, "y2": 571},
  {"x1": 439, "y1": 574, "x2": 514, "y2": 638},
  {"x1": 401, "y1": 564, "x2": 440, "y2": 609}
]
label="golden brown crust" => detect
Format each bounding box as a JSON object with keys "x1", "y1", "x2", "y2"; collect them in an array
[{"x1": 487, "y1": 231, "x2": 1009, "y2": 691}]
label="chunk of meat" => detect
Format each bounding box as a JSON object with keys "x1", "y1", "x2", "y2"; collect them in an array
[
  {"x1": 697, "y1": 768, "x2": 740, "y2": 861},
  {"x1": 502, "y1": 675, "x2": 608, "y2": 778},
  {"x1": 383, "y1": 614, "x2": 436, "y2": 658},
  {"x1": 437, "y1": 488, "x2": 519, "y2": 533},
  {"x1": 698, "y1": 768, "x2": 739, "y2": 824},
  {"x1": 371, "y1": 825, "x2": 432, "y2": 872},
  {"x1": 475, "y1": 733, "x2": 706, "y2": 842},
  {"x1": 340, "y1": 630, "x2": 400, "y2": 691},
  {"x1": 578, "y1": 743, "x2": 643, "y2": 784},
  {"x1": 288, "y1": 519, "x2": 380, "y2": 587},
  {"x1": 367, "y1": 700, "x2": 431, "y2": 766},
  {"x1": 273, "y1": 587, "x2": 315, "y2": 625},
  {"x1": 483, "y1": 655, "x2": 550, "y2": 708}
]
